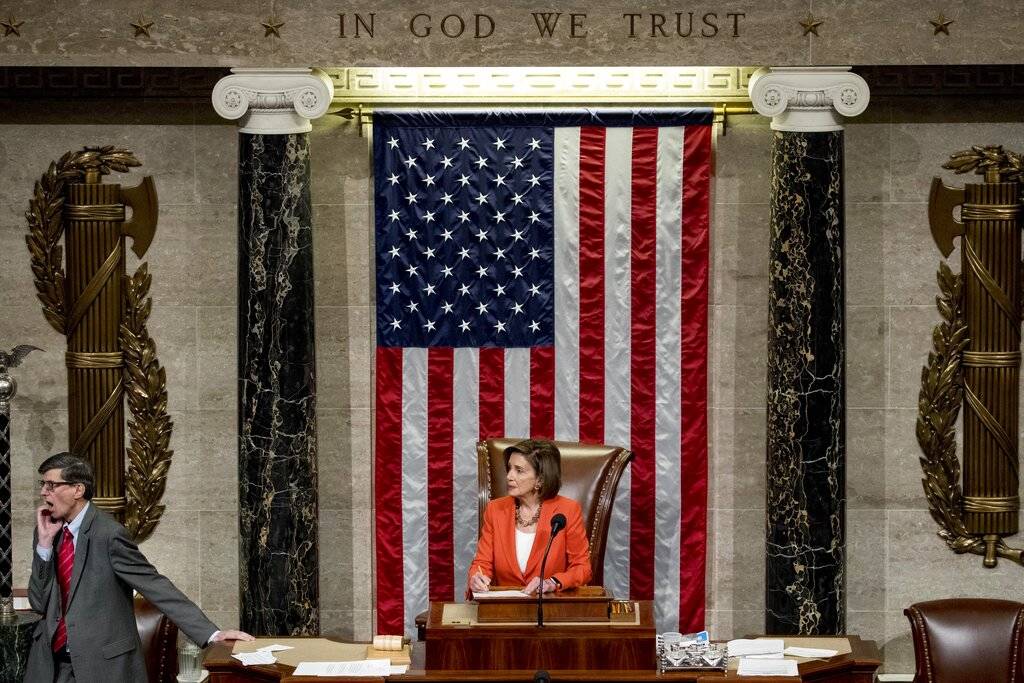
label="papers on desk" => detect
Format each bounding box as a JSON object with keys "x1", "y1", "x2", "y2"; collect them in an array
[
  {"x1": 230, "y1": 644, "x2": 295, "y2": 666},
  {"x1": 258, "y1": 644, "x2": 295, "y2": 653},
  {"x1": 293, "y1": 659, "x2": 393, "y2": 677},
  {"x1": 473, "y1": 589, "x2": 531, "y2": 599},
  {"x1": 727, "y1": 639, "x2": 785, "y2": 657},
  {"x1": 784, "y1": 646, "x2": 838, "y2": 658},
  {"x1": 232, "y1": 651, "x2": 277, "y2": 666},
  {"x1": 736, "y1": 658, "x2": 799, "y2": 676}
]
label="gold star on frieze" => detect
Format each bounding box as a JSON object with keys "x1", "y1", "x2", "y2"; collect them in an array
[
  {"x1": 930, "y1": 13, "x2": 954, "y2": 35},
  {"x1": 130, "y1": 17, "x2": 154, "y2": 38},
  {"x1": 262, "y1": 17, "x2": 284, "y2": 38},
  {"x1": 1, "y1": 16, "x2": 24, "y2": 37},
  {"x1": 799, "y1": 14, "x2": 823, "y2": 36}
]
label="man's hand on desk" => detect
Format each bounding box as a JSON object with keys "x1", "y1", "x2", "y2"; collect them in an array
[{"x1": 211, "y1": 630, "x2": 255, "y2": 643}]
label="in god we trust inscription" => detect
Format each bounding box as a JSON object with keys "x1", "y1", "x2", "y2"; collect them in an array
[{"x1": 337, "y1": 10, "x2": 747, "y2": 39}]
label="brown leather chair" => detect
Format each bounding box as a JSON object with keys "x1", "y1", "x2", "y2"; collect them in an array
[
  {"x1": 134, "y1": 593, "x2": 179, "y2": 683},
  {"x1": 905, "y1": 598, "x2": 1024, "y2": 682},
  {"x1": 477, "y1": 437, "x2": 633, "y2": 587}
]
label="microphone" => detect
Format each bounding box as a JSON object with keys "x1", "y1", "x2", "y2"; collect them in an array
[
  {"x1": 537, "y1": 513, "x2": 567, "y2": 627},
  {"x1": 533, "y1": 670, "x2": 552, "y2": 683}
]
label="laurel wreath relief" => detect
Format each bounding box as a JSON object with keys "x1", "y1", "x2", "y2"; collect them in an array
[{"x1": 25, "y1": 147, "x2": 172, "y2": 543}]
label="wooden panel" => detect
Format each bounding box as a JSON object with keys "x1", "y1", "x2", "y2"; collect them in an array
[
  {"x1": 475, "y1": 586, "x2": 611, "y2": 623},
  {"x1": 425, "y1": 600, "x2": 656, "y2": 670}
]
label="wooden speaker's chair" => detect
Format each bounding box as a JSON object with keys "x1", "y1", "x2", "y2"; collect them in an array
[
  {"x1": 905, "y1": 598, "x2": 1024, "y2": 682},
  {"x1": 476, "y1": 438, "x2": 633, "y2": 588}
]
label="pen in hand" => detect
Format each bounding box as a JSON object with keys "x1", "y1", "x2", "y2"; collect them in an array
[{"x1": 473, "y1": 567, "x2": 490, "y2": 592}]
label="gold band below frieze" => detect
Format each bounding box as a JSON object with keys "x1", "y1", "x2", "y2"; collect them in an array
[
  {"x1": 65, "y1": 351, "x2": 124, "y2": 368},
  {"x1": 963, "y1": 496, "x2": 1020, "y2": 513},
  {"x1": 961, "y1": 204, "x2": 1021, "y2": 221},
  {"x1": 65, "y1": 204, "x2": 126, "y2": 221},
  {"x1": 962, "y1": 351, "x2": 1022, "y2": 368}
]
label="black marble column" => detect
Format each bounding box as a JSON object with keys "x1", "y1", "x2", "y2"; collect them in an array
[
  {"x1": 0, "y1": 407, "x2": 10, "y2": 603},
  {"x1": 238, "y1": 132, "x2": 319, "y2": 636},
  {"x1": 765, "y1": 130, "x2": 846, "y2": 635}
]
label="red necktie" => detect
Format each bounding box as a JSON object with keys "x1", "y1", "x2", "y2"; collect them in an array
[{"x1": 51, "y1": 529, "x2": 74, "y2": 652}]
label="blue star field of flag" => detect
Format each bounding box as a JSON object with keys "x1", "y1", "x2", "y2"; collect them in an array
[{"x1": 375, "y1": 124, "x2": 555, "y2": 348}]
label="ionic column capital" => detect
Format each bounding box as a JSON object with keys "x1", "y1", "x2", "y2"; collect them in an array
[
  {"x1": 748, "y1": 66, "x2": 870, "y2": 132},
  {"x1": 212, "y1": 68, "x2": 334, "y2": 135}
]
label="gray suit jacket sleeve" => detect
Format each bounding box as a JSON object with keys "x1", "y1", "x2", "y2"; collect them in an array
[
  {"x1": 107, "y1": 523, "x2": 220, "y2": 646},
  {"x1": 28, "y1": 527, "x2": 54, "y2": 616}
]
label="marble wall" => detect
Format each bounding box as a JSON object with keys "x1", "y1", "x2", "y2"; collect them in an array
[
  {"x1": 712, "y1": 98, "x2": 1024, "y2": 673},
  {"x1": 4, "y1": 92, "x2": 1024, "y2": 673},
  {"x1": 0, "y1": 99, "x2": 243, "y2": 630}
]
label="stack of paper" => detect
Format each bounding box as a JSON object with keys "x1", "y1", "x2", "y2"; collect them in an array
[
  {"x1": 473, "y1": 590, "x2": 530, "y2": 599},
  {"x1": 784, "y1": 646, "x2": 838, "y2": 658},
  {"x1": 258, "y1": 644, "x2": 294, "y2": 654},
  {"x1": 728, "y1": 639, "x2": 798, "y2": 677},
  {"x1": 727, "y1": 639, "x2": 785, "y2": 657},
  {"x1": 231, "y1": 650, "x2": 277, "y2": 666},
  {"x1": 292, "y1": 659, "x2": 393, "y2": 677},
  {"x1": 736, "y1": 659, "x2": 799, "y2": 676},
  {"x1": 230, "y1": 643, "x2": 295, "y2": 667}
]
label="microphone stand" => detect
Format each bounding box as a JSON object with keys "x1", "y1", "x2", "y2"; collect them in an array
[
  {"x1": 536, "y1": 513, "x2": 566, "y2": 628},
  {"x1": 536, "y1": 534, "x2": 557, "y2": 627}
]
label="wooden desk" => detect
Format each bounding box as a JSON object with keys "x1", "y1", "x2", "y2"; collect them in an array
[
  {"x1": 426, "y1": 600, "x2": 656, "y2": 670},
  {"x1": 205, "y1": 635, "x2": 881, "y2": 683}
]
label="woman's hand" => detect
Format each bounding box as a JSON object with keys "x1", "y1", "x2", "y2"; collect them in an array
[
  {"x1": 470, "y1": 571, "x2": 491, "y2": 593},
  {"x1": 524, "y1": 577, "x2": 557, "y2": 594}
]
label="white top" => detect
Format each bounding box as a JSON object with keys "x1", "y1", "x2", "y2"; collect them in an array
[{"x1": 515, "y1": 528, "x2": 535, "y2": 573}]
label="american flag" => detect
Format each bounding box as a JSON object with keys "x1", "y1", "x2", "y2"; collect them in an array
[{"x1": 373, "y1": 110, "x2": 712, "y2": 636}]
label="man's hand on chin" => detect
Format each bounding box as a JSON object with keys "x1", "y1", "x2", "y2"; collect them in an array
[
  {"x1": 211, "y1": 630, "x2": 255, "y2": 643},
  {"x1": 35, "y1": 505, "x2": 61, "y2": 548}
]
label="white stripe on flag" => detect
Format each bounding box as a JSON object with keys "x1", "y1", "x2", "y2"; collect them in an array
[
  {"x1": 452, "y1": 348, "x2": 480, "y2": 596},
  {"x1": 505, "y1": 348, "x2": 530, "y2": 438},
  {"x1": 401, "y1": 348, "x2": 429, "y2": 637},
  {"x1": 553, "y1": 126, "x2": 581, "y2": 442},
  {"x1": 603, "y1": 126, "x2": 633, "y2": 599},
  {"x1": 653, "y1": 127, "x2": 684, "y2": 631}
]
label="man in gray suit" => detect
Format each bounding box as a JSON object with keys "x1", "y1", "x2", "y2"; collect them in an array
[{"x1": 26, "y1": 452, "x2": 253, "y2": 682}]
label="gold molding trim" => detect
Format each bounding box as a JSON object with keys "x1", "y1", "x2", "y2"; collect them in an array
[
  {"x1": 65, "y1": 351, "x2": 124, "y2": 369},
  {"x1": 325, "y1": 66, "x2": 757, "y2": 106}
]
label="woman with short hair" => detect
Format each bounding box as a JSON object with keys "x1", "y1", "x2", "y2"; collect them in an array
[{"x1": 467, "y1": 439, "x2": 592, "y2": 595}]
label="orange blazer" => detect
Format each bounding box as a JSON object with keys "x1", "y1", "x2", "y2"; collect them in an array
[{"x1": 467, "y1": 495, "x2": 592, "y2": 593}]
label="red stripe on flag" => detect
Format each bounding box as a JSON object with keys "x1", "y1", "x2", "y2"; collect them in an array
[
  {"x1": 629, "y1": 127, "x2": 659, "y2": 600},
  {"x1": 578, "y1": 127, "x2": 606, "y2": 444},
  {"x1": 374, "y1": 347, "x2": 405, "y2": 634},
  {"x1": 427, "y1": 348, "x2": 455, "y2": 602},
  {"x1": 529, "y1": 347, "x2": 555, "y2": 439},
  {"x1": 678, "y1": 124, "x2": 711, "y2": 631},
  {"x1": 478, "y1": 347, "x2": 505, "y2": 439}
]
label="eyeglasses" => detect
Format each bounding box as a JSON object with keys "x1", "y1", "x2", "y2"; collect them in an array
[{"x1": 38, "y1": 480, "x2": 77, "y2": 492}]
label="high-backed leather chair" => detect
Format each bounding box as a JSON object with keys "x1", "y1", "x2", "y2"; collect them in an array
[
  {"x1": 477, "y1": 438, "x2": 633, "y2": 587},
  {"x1": 134, "y1": 593, "x2": 179, "y2": 683},
  {"x1": 905, "y1": 598, "x2": 1024, "y2": 682}
]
